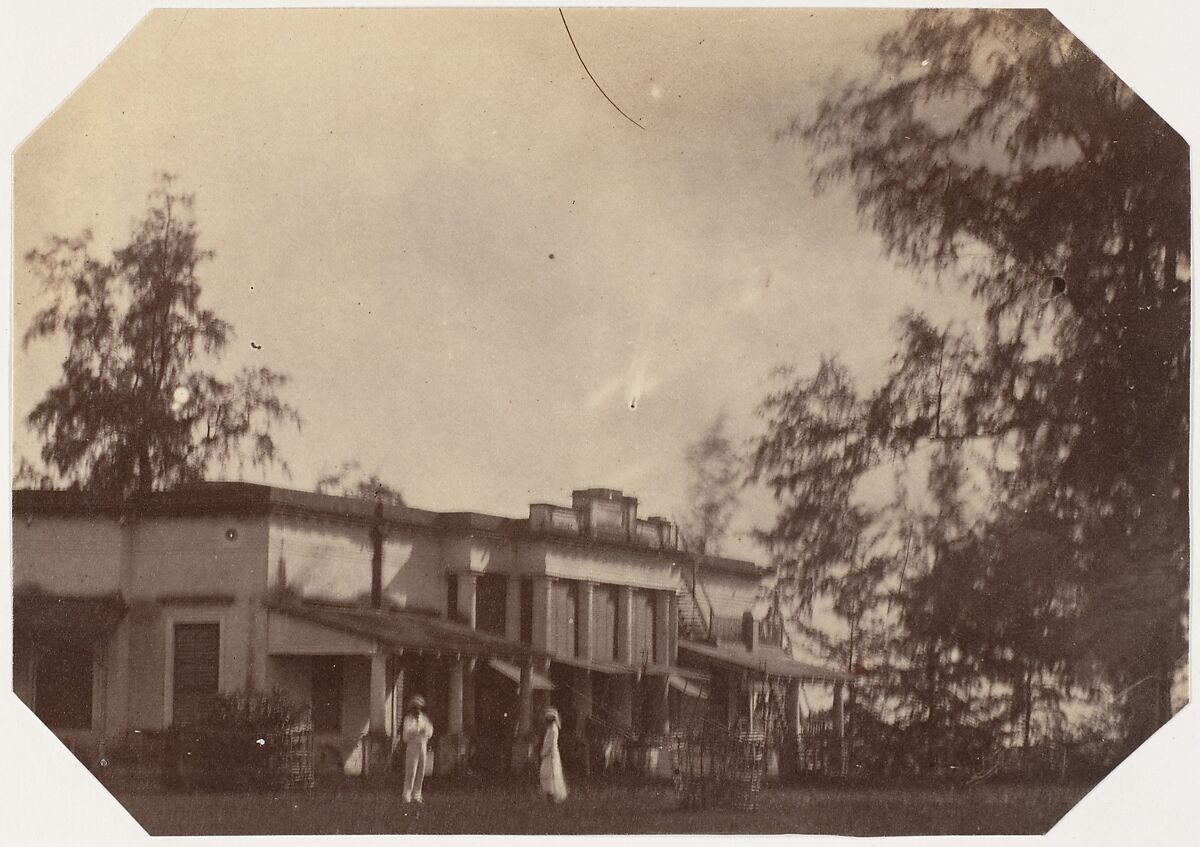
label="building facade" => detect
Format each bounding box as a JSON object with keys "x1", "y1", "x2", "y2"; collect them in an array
[{"x1": 12, "y1": 483, "x2": 850, "y2": 780}]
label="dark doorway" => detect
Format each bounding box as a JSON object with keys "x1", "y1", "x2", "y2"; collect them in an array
[
  {"x1": 476, "y1": 574, "x2": 507, "y2": 637},
  {"x1": 471, "y1": 662, "x2": 517, "y2": 774}
]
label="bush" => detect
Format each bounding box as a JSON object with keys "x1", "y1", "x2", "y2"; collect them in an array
[{"x1": 168, "y1": 692, "x2": 314, "y2": 792}]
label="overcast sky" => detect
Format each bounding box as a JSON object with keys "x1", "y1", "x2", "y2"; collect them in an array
[{"x1": 13, "y1": 8, "x2": 978, "y2": 557}]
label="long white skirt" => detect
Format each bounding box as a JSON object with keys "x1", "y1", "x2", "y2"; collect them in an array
[{"x1": 539, "y1": 748, "x2": 568, "y2": 802}]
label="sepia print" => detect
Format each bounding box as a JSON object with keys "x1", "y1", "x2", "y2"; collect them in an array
[{"x1": 7, "y1": 5, "x2": 1192, "y2": 839}]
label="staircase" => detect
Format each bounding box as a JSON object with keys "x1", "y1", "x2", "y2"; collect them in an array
[{"x1": 676, "y1": 587, "x2": 711, "y2": 643}]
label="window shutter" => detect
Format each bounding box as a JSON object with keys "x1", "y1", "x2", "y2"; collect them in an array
[{"x1": 172, "y1": 622, "x2": 220, "y2": 725}]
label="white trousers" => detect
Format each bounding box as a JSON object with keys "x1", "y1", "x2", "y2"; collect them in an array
[{"x1": 403, "y1": 743, "x2": 427, "y2": 800}]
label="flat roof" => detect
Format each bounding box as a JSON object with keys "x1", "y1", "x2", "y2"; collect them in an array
[{"x1": 13, "y1": 482, "x2": 763, "y2": 575}]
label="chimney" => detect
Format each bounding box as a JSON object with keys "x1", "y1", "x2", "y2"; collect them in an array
[{"x1": 370, "y1": 501, "x2": 384, "y2": 609}]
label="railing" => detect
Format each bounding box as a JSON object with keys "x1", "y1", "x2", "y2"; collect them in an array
[
  {"x1": 709, "y1": 615, "x2": 784, "y2": 649},
  {"x1": 530, "y1": 504, "x2": 583, "y2": 534},
  {"x1": 635, "y1": 520, "x2": 664, "y2": 549},
  {"x1": 712, "y1": 615, "x2": 744, "y2": 645},
  {"x1": 676, "y1": 588, "x2": 711, "y2": 642},
  {"x1": 693, "y1": 570, "x2": 715, "y2": 629},
  {"x1": 528, "y1": 504, "x2": 678, "y2": 551},
  {"x1": 790, "y1": 716, "x2": 840, "y2": 776}
]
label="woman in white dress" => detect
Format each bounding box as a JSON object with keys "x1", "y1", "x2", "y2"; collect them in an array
[
  {"x1": 401, "y1": 695, "x2": 433, "y2": 803},
  {"x1": 539, "y1": 707, "x2": 568, "y2": 803}
]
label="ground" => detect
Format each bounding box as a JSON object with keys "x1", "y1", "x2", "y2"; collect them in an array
[{"x1": 111, "y1": 779, "x2": 1094, "y2": 836}]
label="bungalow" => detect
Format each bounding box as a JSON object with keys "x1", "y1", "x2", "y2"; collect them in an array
[{"x1": 11, "y1": 483, "x2": 850, "y2": 780}]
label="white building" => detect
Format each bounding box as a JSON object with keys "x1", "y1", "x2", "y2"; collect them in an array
[{"x1": 12, "y1": 483, "x2": 850, "y2": 779}]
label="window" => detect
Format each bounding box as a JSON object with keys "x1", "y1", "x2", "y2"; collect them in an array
[
  {"x1": 446, "y1": 573, "x2": 459, "y2": 622},
  {"x1": 519, "y1": 577, "x2": 534, "y2": 644},
  {"x1": 592, "y1": 585, "x2": 618, "y2": 661},
  {"x1": 35, "y1": 647, "x2": 93, "y2": 729},
  {"x1": 172, "y1": 622, "x2": 220, "y2": 725},
  {"x1": 476, "y1": 574, "x2": 507, "y2": 636},
  {"x1": 311, "y1": 658, "x2": 343, "y2": 732}
]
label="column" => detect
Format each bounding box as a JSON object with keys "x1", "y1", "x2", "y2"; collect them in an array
[
  {"x1": 786, "y1": 679, "x2": 802, "y2": 732},
  {"x1": 654, "y1": 590, "x2": 672, "y2": 666},
  {"x1": 448, "y1": 659, "x2": 464, "y2": 735},
  {"x1": 647, "y1": 673, "x2": 671, "y2": 777},
  {"x1": 517, "y1": 661, "x2": 534, "y2": 733},
  {"x1": 511, "y1": 659, "x2": 535, "y2": 770},
  {"x1": 572, "y1": 667, "x2": 593, "y2": 737},
  {"x1": 647, "y1": 673, "x2": 669, "y2": 736},
  {"x1": 616, "y1": 586, "x2": 634, "y2": 665},
  {"x1": 612, "y1": 674, "x2": 634, "y2": 731},
  {"x1": 505, "y1": 576, "x2": 522, "y2": 642},
  {"x1": 785, "y1": 678, "x2": 802, "y2": 776},
  {"x1": 463, "y1": 658, "x2": 476, "y2": 737},
  {"x1": 532, "y1": 576, "x2": 553, "y2": 653},
  {"x1": 369, "y1": 653, "x2": 388, "y2": 733},
  {"x1": 572, "y1": 667, "x2": 593, "y2": 778},
  {"x1": 667, "y1": 593, "x2": 679, "y2": 667},
  {"x1": 439, "y1": 656, "x2": 466, "y2": 775},
  {"x1": 577, "y1": 582, "x2": 594, "y2": 661},
  {"x1": 363, "y1": 651, "x2": 390, "y2": 777},
  {"x1": 726, "y1": 673, "x2": 742, "y2": 729},
  {"x1": 390, "y1": 662, "x2": 406, "y2": 744},
  {"x1": 457, "y1": 573, "x2": 478, "y2": 629}
]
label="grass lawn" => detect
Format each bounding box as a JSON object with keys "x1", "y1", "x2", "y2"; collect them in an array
[{"x1": 113, "y1": 778, "x2": 1094, "y2": 836}]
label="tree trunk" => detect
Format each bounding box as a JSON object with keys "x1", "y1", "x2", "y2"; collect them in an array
[
  {"x1": 924, "y1": 642, "x2": 939, "y2": 771},
  {"x1": 1022, "y1": 665, "x2": 1033, "y2": 751}
]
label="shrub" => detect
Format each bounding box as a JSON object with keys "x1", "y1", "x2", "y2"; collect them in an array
[{"x1": 168, "y1": 691, "x2": 313, "y2": 792}]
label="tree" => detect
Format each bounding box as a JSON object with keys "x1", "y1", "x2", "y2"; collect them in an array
[
  {"x1": 22, "y1": 174, "x2": 301, "y2": 495},
  {"x1": 752, "y1": 358, "x2": 879, "y2": 620},
  {"x1": 314, "y1": 460, "x2": 406, "y2": 506},
  {"x1": 795, "y1": 8, "x2": 1188, "y2": 745},
  {"x1": 679, "y1": 413, "x2": 742, "y2": 555},
  {"x1": 971, "y1": 509, "x2": 1082, "y2": 750}
]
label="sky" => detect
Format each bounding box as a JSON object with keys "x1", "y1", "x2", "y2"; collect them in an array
[
  {"x1": 0, "y1": 7, "x2": 1068, "y2": 560},
  {"x1": 4, "y1": 4, "x2": 1200, "y2": 844}
]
